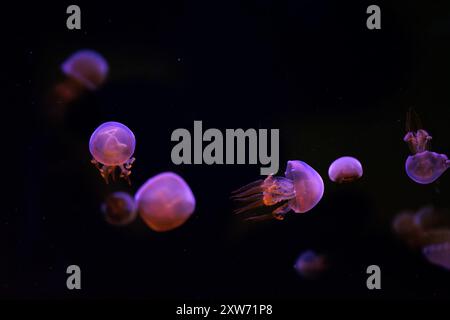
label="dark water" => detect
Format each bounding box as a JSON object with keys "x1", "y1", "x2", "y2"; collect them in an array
[{"x1": 2, "y1": 0, "x2": 450, "y2": 302}]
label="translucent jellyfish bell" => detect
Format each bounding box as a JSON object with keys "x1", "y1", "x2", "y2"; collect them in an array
[
  {"x1": 294, "y1": 250, "x2": 327, "y2": 279},
  {"x1": 328, "y1": 156, "x2": 363, "y2": 183},
  {"x1": 403, "y1": 109, "x2": 450, "y2": 184},
  {"x1": 232, "y1": 160, "x2": 324, "y2": 221},
  {"x1": 102, "y1": 192, "x2": 137, "y2": 226},
  {"x1": 405, "y1": 152, "x2": 449, "y2": 184},
  {"x1": 61, "y1": 49, "x2": 109, "y2": 90},
  {"x1": 135, "y1": 172, "x2": 196, "y2": 232},
  {"x1": 89, "y1": 121, "x2": 136, "y2": 184}
]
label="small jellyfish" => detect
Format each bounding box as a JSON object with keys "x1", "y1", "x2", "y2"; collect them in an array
[
  {"x1": 294, "y1": 250, "x2": 327, "y2": 279},
  {"x1": 135, "y1": 172, "x2": 196, "y2": 232},
  {"x1": 89, "y1": 121, "x2": 136, "y2": 184},
  {"x1": 403, "y1": 109, "x2": 449, "y2": 184},
  {"x1": 328, "y1": 156, "x2": 363, "y2": 183},
  {"x1": 102, "y1": 192, "x2": 137, "y2": 226},
  {"x1": 392, "y1": 211, "x2": 424, "y2": 249},
  {"x1": 232, "y1": 160, "x2": 324, "y2": 221},
  {"x1": 61, "y1": 49, "x2": 109, "y2": 90},
  {"x1": 422, "y1": 242, "x2": 450, "y2": 271}
]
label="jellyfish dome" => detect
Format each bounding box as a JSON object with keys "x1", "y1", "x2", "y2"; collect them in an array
[
  {"x1": 294, "y1": 250, "x2": 327, "y2": 279},
  {"x1": 102, "y1": 192, "x2": 137, "y2": 226},
  {"x1": 405, "y1": 151, "x2": 449, "y2": 184},
  {"x1": 328, "y1": 156, "x2": 363, "y2": 183},
  {"x1": 135, "y1": 172, "x2": 196, "y2": 232},
  {"x1": 89, "y1": 121, "x2": 136, "y2": 184},
  {"x1": 61, "y1": 49, "x2": 109, "y2": 90}
]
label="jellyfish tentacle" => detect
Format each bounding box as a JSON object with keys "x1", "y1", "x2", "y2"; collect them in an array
[
  {"x1": 233, "y1": 199, "x2": 263, "y2": 215},
  {"x1": 262, "y1": 176, "x2": 295, "y2": 206},
  {"x1": 231, "y1": 180, "x2": 263, "y2": 198},
  {"x1": 271, "y1": 202, "x2": 291, "y2": 220},
  {"x1": 232, "y1": 193, "x2": 263, "y2": 203},
  {"x1": 244, "y1": 214, "x2": 274, "y2": 222}
]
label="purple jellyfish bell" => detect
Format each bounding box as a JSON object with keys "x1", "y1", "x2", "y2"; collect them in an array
[
  {"x1": 328, "y1": 156, "x2": 363, "y2": 183},
  {"x1": 405, "y1": 152, "x2": 449, "y2": 184},
  {"x1": 61, "y1": 49, "x2": 109, "y2": 90},
  {"x1": 135, "y1": 172, "x2": 196, "y2": 232}
]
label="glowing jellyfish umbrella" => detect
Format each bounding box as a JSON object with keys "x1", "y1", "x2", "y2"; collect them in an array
[
  {"x1": 232, "y1": 160, "x2": 324, "y2": 221},
  {"x1": 135, "y1": 172, "x2": 196, "y2": 232},
  {"x1": 102, "y1": 192, "x2": 137, "y2": 226},
  {"x1": 328, "y1": 156, "x2": 363, "y2": 183},
  {"x1": 89, "y1": 121, "x2": 136, "y2": 184}
]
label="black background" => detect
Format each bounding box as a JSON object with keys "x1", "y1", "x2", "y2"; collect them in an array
[{"x1": 2, "y1": 0, "x2": 450, "y2": 302}]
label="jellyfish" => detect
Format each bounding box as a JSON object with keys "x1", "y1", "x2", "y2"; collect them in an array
[
  {"x1": 413, "y1": 206, "x2": 450, "y2": 231},
  {"x1": 89, "y1": 121, "x2": 136, "y2": 184},
  {"x1": 102, "y1": 192, "x2": 137, "y2": 226},
  {"x1": 135, "y1": 172, "x2": 196, "y2": 232},
  {"x1": 403, "y1": 109, "x2": 449, "y2": 184},
  {"x1": 294, "y1": 250, "x2": 327, "y2": 279},
  {"x1": 392, "y1": 211, "x2": 424, "y2": 249},
  {"x1": 328, "y1": 156, "x2": 363, "y2": 183},
  {"x1": 46, "y1": 50, "x2": 109, "y2": 122},
  {"x1": 422, "y1": 242, "x2": 450, "y2": 271},
  {"x1": 232, "y1": 160, "x2": 324, "y2": 221},
  {"x1": 61, "y1": 49, "x2": 109, "y2": 91}
]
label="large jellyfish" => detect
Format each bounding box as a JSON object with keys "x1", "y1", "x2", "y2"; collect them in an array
[
  {"x1": 403, "y1": 109, "x2": 449, "y2": 184},
  {"x1": 232, "y1": 160, "x2": 324, "y2": 221},
  {"x1": 328, "y1": 156, "x2": 363, "y2": 183},
  {"x1": 102, "y1": 192, "x2": 137, "y2": 226},
  {"x1": 294, "y1": 250, "x2": 328, "y2": 279},
  {"x1": 135, "y1": 172, "x2": 196, "y2": 232},
  {"x1": 89, "y1": 121, "x2": 136, "y2": 184}
]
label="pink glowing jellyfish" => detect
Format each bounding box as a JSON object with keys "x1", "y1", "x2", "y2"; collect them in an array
[
  {"x1": 61, "y1": 49, "x2": 109, "y2": 90},
  {"x1": 403, "y1": 109, "x2": 449, "y2": 184},
  {"x1": 294, "y1": 250, "x2": 328, "y2": 279},
  {"x1": 232, "y1": 160, "x2": 324, "y2": 221},
  {"x1": 89, "y1": 121, "x2": 136, "y2": 184},
  {"x1": 135, "y1": 172, "x2": 196, "y2": 232},
  {"x1": 102, "y1": 192, "x2": 137, "y2": 226},
  {"x1": 328, "y1": 156, "x2": 363, "y2": 183}
]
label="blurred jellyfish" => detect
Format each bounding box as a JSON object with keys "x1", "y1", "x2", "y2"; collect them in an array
[
  {"x1": 392, "y1": 211, "x2": 424, "y2": 249},
  {"x1": 89, "y1": 121, "x2": 136, "y2": 184},
  {"x1": 294, "y1": 250, "x2": 327, "y2": 279},
  {"x1": 61, "y1": 49, "x2": 109, "y2": 91},
  {"x1": 403, "y1": 109, "x2": 449, "y2": 184},
  {"x1": 414, "y1": 206, "x2": 450, "y2": 231},
  {"x1": 232, "y1": 160, "x2": 324, "y2": 221},
  {"x1": 422, "y1": 242, "x2": 450, "y2": 271},
  {"x1": 46, "y1": 50, "x2": 109, "y2": 123},
  {"x1": 328, "y1": 156, "x2": 363, "y2": 183},
  {"x1": 135, "y1": 172, "x2": 196, "y2": 232},
  {"x1": 102, "y1": 192, "x2": 137, "y2": 226}
]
